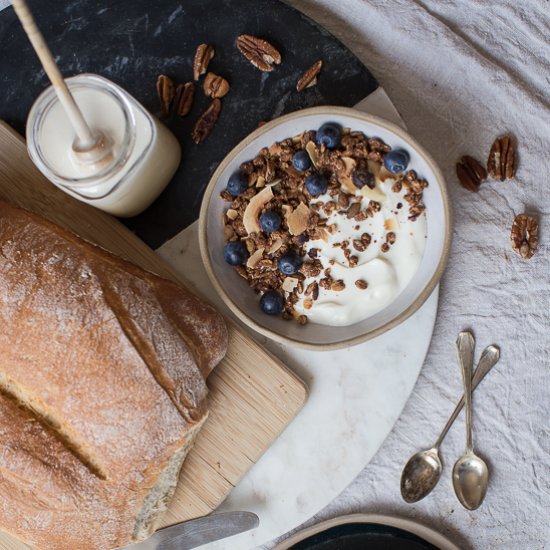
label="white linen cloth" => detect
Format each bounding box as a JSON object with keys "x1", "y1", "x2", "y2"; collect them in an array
[
  {"x1": 1, "y1": 0, "x2": 547, "y2": 548},
  {"x1": 268, "y1": 1, "x2": 550, "y2": 549}
]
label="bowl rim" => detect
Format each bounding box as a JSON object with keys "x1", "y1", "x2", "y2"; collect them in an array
[{"x1": 199, "y1": 105, "x2": 452, "y2": 350}]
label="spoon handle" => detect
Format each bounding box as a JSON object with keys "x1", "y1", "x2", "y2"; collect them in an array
[
  {"x1": 434, "y1": 344, "x2": 500, "y2": 449},
  {"x1": 456, "y1": 331, "x2": 475, "y2": 452}
]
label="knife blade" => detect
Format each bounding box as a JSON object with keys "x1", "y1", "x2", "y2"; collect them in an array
[{"x1": 123, "y1": 511, "x2": 259, "y2": 550}]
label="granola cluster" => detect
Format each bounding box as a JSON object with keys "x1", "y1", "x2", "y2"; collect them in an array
[{"x1": 221, "y1": 127, "x2": 428, "y2": 323}]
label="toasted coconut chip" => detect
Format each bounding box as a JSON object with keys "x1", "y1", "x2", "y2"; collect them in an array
[
  {"x1": 224, "y1": 225, "x2": 234, "y2": 240},
  {"x1": 360, "y1": 185, "x2": 386, "y2": 202},
  {"x1": 226, "y1": 208, "x2": 239, "y2": 220},
  {"x1": 243, "y1": 186, "x2": 274, "y2": 234},
  {"x1": 367, "y1": 160, "x2": 382, "y2": 178},
  {"x1": 338, "y1": 156, "x2": 357, "y2": 193},
  {"x1": 282, "y1": 204, "x2": 293, "y2": 221},
  {"x1": 306, "y1": 141, "x2": 320, "y2": 169},
  {"x1": 319, "y1": 227, "x2": 330, "y2": 242},
  {"x1": 287, "y1": 202, "x2": 311, "y2": 235},
  {"x1": 377, "y1": 166, "x2": 396, "y2": 183},
  {"x1": 256, "y1": 176, "x2": 266, "y2": 188},
  {"x1": 282, "y1": 277, "x2": 299, "y2": 292},
  {"x1": 246, "y1": 247, "x2": 265, "y2": 268},
  {"x1": 268, "y1": 238, "x2": 283, "y2": 254},
  {"x1": 384, "y1": 217, "x2": 399, "y2": 231}
]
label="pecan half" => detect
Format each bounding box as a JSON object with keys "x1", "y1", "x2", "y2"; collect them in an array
[
  {"x1": 488, "y1": 135, "x2": 516, "y2": 181},
  {"x1": 156, "y1": 74, "x2": 175, "y2": 117},
  {"x1": 174, "y1": 82, "x2": 195, "y2": 116},
  {"x1": 203, "y1": 72, "x2": 230, "y2": 98},
  {"x1": 511, "y1": 214, "x2": 538, "y2": 259},
  {"x1": 191, "y1": 99, "x2": 221, "y2": 144},
  {"x1": 456, "y1": 155, "x2": 487, "y2": 192},
  {"x1": 296, "y1": 59, "x2": 323, "y2": 92},
  {"x1": 193, "y1": 44, "x2": 215, "y2": 81},
  {"x1": 236, "y1": 34, "x2": 281, "y2": 72},
  {"x1": 331, "y1": 279, "x2": 346, "y2": 291}
]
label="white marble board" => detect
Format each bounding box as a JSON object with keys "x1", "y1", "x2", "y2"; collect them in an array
[{"x1": 156, "y1": 88, "x2": 439, "y2": 549}]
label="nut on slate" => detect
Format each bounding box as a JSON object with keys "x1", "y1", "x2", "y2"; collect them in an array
[
  {"x1": 456, "y1": 155, "x2": 487, "y2": 192},
  {"x1": 296, "y1": 60, "x2": 323, "y2": 92},
  {"x1": 191, "y1": 98, "x2": 221, "y2": 144},
  {"x1": 236, "y1": 34, "x2": 281, "y2": 72},
  {"x1": 511, "y1": 213, "x2": 538, "y2": 259},
  {"x1": 487, "y1": 134, "x2": 516, "y2": 181},
  {"x1": 174, "y1": 82, "x2": 195, "y2": 117},
  {"x1": 193, "y1": 43, "x2": 215, "y2": 81},
  {"x1": 203, "y1": 72, "x2": 230, "y2": 98},
  {"x1": 156, "y1": 74, "x2": 175, "y2": 117}
]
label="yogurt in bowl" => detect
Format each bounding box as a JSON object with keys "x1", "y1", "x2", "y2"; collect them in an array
[
  {"x1": 293, "y1": 169, "x2": 427, "y2": 327},
  {"x1": 199, "y1": 107, "x2": 451, "y2": 349}
]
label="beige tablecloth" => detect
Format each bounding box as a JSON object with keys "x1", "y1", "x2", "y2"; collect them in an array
[
  {"x1": 1, "y1": 0, "x2": 548, "y2": 548},
  {"x1": 272, "y1": 1, "x2": 550, "y2": 549}
]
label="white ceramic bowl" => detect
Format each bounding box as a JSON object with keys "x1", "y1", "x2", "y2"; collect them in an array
[{"x1": 199, "y1": 106, "x2": 451, "y2": 349}]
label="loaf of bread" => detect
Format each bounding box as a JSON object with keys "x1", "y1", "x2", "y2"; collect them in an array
[{"x1": 0, "y1": 200, "x2": 228, "y2": 550}]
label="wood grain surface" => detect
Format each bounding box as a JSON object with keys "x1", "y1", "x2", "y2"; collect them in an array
[{"x1": 0, "y1": 121, "x2": 308, "y2": 549}]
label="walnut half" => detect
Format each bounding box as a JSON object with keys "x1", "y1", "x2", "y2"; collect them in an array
[
  {"x1": 193, "y1": 44, "x2": 215, "y2": 81},
  {"x1": 456, "y1": 155, "x2": 487, "y2": 192},
  {"x1": 156, "y1": 74, "x2": 175, "y2": 117},
  {"x1": 488, "y1": 135, "x2": 517, "y2": 181},
  {"x1": 296, "y1": 60, "x2": 323, "y2": 92},
  {"x1": 191, "y1": 99, "x2": 221, "y2": 144},
  {"x1": 236, "y1": 34, "x2": 281, "y2": 72},
  {"x1": 203, "y1": 72, "x2": 230, "y2": 98},
  {"x1": 511, "y1": 214, "x2": 538, "y2": 259}
]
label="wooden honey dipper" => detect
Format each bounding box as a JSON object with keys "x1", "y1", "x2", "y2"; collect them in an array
[{"x1": 11, "y1": 0, "x2": 114, "y2": 170}]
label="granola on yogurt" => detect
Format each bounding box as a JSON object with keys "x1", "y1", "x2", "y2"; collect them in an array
[{"x1": 220, "y1": 122, "x2": 428, "y2": 326}]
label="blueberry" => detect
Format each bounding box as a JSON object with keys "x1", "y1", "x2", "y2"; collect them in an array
[
  {"x1": 305, "y1": 173, "x2": 328, "y2": 196},
  {"x1": 278, "y1": 252, "x2": 303, "y2": 275},
  {"x1": 292, "y1": 150, "x2": 312, "y2": 171},
  {"x1": 226, "y1": 171, "x2": 248, "y2": 196},
  {"x1": 316, "y1": 122, "x2": 342, "y2": 149},
  {"x1": 223, "y1": 241, "x2": 248, "y2": 266},
  {"x1": 260, "y1": 290, "x2": 284, "y2": 315},
  {"x1": 352, "y1": 169, "x2": 375, "y2": 190},
  {"x1": 384, "y1": 149, "x2": 410, "y2": 174},
  {"x1": 259, "y1": 210, "x2": 281, "y2": 233}
]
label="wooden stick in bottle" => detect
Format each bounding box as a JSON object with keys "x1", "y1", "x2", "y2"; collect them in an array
[{"x1": 11, "y1": 0, "x2": 112, "y2": 164}]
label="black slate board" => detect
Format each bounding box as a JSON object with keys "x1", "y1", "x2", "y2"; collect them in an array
[
  {"x1": 287, "y1": 522, "x2": 441, "y2": 550},
  {"x1": 0, "y1": 0, "x2": 378, "y2": 248}
]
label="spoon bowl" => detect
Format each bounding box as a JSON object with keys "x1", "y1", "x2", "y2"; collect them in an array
[
  {"x1": 400, "y1": 344, "x2": 499, "y2": 504},
  {"x1": 452, "y1": 451, "x2": 489, "y2": 510},
  {"x1": 400, "y1": 447, "x2": 442, "y2": 503}
]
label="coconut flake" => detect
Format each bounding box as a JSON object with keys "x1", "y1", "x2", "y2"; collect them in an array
[
  {"x1": 306, "y1": 141, "x2": 320, "y2": 169},
  {"x1": 287, "y1": 202, "x2": 311, "y2": 235},
  {"x1": 268, "y1": 238, "x2": 283, "y2": 254},
  {"x1": 282, "y1": 277, "x2": 299, "y2": 292},
  {"x1": 246, "y1": 247, "x2": 265, "y2": 268},
  {"x1": 242, "y1": 186, "x2": 274, "y2": 234}
]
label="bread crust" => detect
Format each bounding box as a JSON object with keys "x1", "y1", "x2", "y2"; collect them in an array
[{"x1": 0, "y1": 201, "x2": 228, "y2": 549}]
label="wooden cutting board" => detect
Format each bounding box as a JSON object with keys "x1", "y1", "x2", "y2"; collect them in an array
[{"x1": 0, "y1": 120, "x2": 308, "y2": 549}]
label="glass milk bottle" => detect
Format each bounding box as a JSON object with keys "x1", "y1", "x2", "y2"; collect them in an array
[{"x1": 27, "y1": 73, "x2": 181, "y2": 217}]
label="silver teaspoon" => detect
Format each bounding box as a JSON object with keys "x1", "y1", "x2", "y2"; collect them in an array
[
  {"x1": 400, "y1": 340, "x2": 499, "y2": 503},
  {"x1": 453, "y1": 331, "x2": 489, "y2": 510}
]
